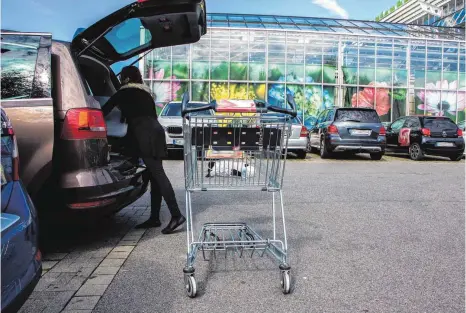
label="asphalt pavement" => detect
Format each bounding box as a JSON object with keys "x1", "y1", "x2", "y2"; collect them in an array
[{"x1": 23, "y1": 155, "x2": 465, "y2": 313}]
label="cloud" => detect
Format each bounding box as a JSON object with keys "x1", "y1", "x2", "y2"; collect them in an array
[{"x1": 312, "y1": 0, "x2": 349, "y2": 19}]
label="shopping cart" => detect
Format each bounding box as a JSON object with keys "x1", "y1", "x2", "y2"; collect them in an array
[{"x1": 180, "y1": 93, "x2": 297, "y2": 297}]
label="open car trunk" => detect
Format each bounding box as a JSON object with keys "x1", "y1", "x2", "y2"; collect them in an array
[{"x1": 74, "y1": 0, "x2": 207, "y2": 156}]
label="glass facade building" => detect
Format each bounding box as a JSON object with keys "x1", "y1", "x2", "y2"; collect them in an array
[{"x1": 140, "y1": 14, "x2": 466, "y2": 128}]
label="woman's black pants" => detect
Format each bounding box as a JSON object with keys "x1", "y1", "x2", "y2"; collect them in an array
[{"x1": 142, "y1": 157, "x2": 182, "y2": 220}]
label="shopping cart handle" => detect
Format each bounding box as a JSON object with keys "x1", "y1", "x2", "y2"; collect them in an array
[
  {"x1": 180, "y1": 91, "x2": 216, "y2": 118},
  {"x1": 267, "y1": 94, "x2": 297, "y2": 118}
]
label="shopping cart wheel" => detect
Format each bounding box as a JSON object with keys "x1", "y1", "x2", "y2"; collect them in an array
[
  {"x1": 184, "y1": 274, "x2": 197, "y2": 298},
  {"x1": 279, "y1": 264, "x2": 291, "y2": 294}
]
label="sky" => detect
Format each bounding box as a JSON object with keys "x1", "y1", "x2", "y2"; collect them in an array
[{"x1": 1, "y1": 0, "x2": 397, "y2": 41}]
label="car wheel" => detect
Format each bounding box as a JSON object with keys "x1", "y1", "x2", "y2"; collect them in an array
[
  {"x1": 449, "y1": 154, "x2": 463, "y2": 161},
  {"x1": 409, "y1": 143, "x2": 424, "y2": 161},
  {"x1": 370, "y1": 152, "x2": 383, "y2": 160},
  {"x1": 320, "y1": 138, "x2": 330, "y2": 159},
  {"x1": 296, "y1": 150, "x2": 307, "y2": 159}
]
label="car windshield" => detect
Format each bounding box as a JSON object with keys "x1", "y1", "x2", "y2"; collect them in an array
[
  {"x1": 335, "y1": 109, "x2": 381, "y2": 123},
  {"x1": 423, "y1": 117, "x2": 457, "y2": 129},
  {"x1": 161, "y1": 103, "x2": 212, "y2": 117}
]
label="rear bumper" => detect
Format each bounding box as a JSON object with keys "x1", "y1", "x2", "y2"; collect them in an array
[
  {"x1": 421, "y1": 137, "x2": 465, "y2": 156},
  {"x1": 328, "y1": 136, "x2": 386, "y2": 153},
  {"x1": 286, "y1": 137, "x2": 308, "y2": 151},
  {"x1": 58, "y1": 159, "x2": 149, "y2": 214}
]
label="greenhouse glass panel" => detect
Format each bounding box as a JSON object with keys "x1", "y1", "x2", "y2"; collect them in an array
[
  {"x1": 391, "y1": 88, "x2": 407, "y2": 121},
  {"x1": 192, "y1": 82, "x2": 209, "y2": 102}
]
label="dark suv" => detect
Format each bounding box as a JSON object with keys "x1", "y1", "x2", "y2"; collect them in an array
[
  {"x1": 309, "y1": 107, "x2": 386, "y2": 160},
  {"x1": 0, "y1": 0, "x2": 207, "y2": 219}
]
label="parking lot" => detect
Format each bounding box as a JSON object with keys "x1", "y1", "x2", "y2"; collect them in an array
[{"x1": 20, "y1": 155, "x2": 464, "y2": 313}]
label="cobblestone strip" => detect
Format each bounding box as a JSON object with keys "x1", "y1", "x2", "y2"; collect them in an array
[
  {"x1": 18, "y1": 205, "x2": 150, "y2": 313},
  {"x1": 62, "y1": 229, "x2": 145, "y2": 312}
]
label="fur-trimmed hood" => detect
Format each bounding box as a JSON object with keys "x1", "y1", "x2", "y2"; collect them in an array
[{"x1": 120, "y1": 83, "x2": 153, "y2": 97}]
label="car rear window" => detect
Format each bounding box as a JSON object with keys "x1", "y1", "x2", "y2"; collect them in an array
[
  {"x1": 423, "y1": 117, "x2": 458, "y2": 129},
  {"x1": 161, "y1": 103, "x2": 212, "y2": 117},
  {"x1": 335, "y1": 109, "x2": 381, "y2": 123}
]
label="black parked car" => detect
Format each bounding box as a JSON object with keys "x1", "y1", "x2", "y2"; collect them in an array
[
  {"x1": 309, "y1": 107, "x2": 386, "y2": 160},
  {"x1": 386, "y1": 116, "x2": 465, "y2": 161},
  {"x1": 1, "y1": 0, "x2": 207, "y2": 220}
]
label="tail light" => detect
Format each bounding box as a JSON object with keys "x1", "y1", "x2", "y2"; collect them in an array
[
  {"x1": 68, "y1": 198, "x2": 116, "y2": 209},
  {"x1": 1, "y1": 111, "x2": 20, "y2": 181},
  {"x1": 379, "y1": 126, "x2": 386, "y2": 136},
  {"x1": 327, "y1": 124, "x2": 339, "y2": 134},
  {"x1": 421, "y1": 128, "x2": 431, "y2": 137},
  {"x1": 300, "y1": 125, "x2": 309, "y2": 137},
  {"x1": 458, "y1": 129, "x2": 463, "y2": 137},
  {"x1": 61, "y1": 109, "x2": 107, "y2": 140}
]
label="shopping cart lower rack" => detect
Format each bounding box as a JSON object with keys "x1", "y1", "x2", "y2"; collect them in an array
[{"x1": 180, "y1": 95, "x2": 297, "y2": 297}]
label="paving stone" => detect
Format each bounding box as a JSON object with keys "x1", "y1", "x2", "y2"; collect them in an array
[
  {"x1": 45, "y1": 276, "x2": 85, "y2": 292},
  {"x1": 76, "y1": 282, "x2": 109, "y2": 296},
  {"x1": 64, "y1": 296, "x2": 100, "y2": 311},
  {"x1": 93, "y1": 266, "x2": 120, "y2": 275},
  {"x1": 100, "y1": 257, "x2": 125, "y2": 267},
  {"x1": 49, "y1": 263, "x2": 81, "y2": 273},
  {"x1": 78, "y1": 257, "x2": 103, "y2": 268},
  {"x1": 20, "y1": 291, "x2": 75, "y2": 313},
  {"x1": 117, "y1": 239, "x2": 139, "y2": 246},
  {"x1": 76, "y1": 266, "x2": 95, "y2": 278},
  {"x1": 87, "y1": 274, "x2": 115, "y2": 285},
  {"x1": 43, "y1": 252, "x2": 69, "y2": 261},
  {"x1": 112, "y1": 245, "x2": 134, "y2": 253},
  {"x1": 42, "y1": 261, "x2": 58, "y2": 270},
  {"x1": 62, "y1": 310, "x2": 93, "y2": 313},
  {"x1": 106, "y1": 251, "x2": 131, "y2": 259}
]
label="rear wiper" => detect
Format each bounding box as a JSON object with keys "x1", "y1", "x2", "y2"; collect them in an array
[{"x1": 343, "y1": 119, "x2": 361, "y2": 122}]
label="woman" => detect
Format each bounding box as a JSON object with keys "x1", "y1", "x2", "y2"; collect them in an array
[{"x1": 102, "y1": 66, "x2": 185, "y2": 234}]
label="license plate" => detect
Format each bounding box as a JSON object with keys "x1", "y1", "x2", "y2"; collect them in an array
[
  {"x1": 350, "y1": 129, "x2": 371, "y2": 136},
  {"x1": 173, "y1": 139, "x2": 183, "y2": 145},
  {"x1": 436, "y1": 142, "x2": 454, "y2": 147}
]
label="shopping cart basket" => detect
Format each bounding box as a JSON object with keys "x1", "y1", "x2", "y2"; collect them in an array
[{"x1": 180, "y1": 93, "x2": 297, "y2": 297}]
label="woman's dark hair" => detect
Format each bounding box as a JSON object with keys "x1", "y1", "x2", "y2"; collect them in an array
[{"x1": 120, "y1": 66, "x2": 143, "y2": 85}]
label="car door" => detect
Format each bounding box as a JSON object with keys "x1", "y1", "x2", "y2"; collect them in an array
[
  {"x1": 71, "y1": 0, "x2": 207, "y2": 65},
  {"x1": 310, "y1": 110, "x2": 328, "y2": 147},
  {"x1": 386, "y1": 117, "x2": 406, "y2": 150},
  {"x1": 1, "y1": 32, "x2": 54, "y2": 198}
]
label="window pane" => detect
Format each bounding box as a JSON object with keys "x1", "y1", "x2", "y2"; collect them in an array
[
  {"x1": 391, "y1": 88, "x2": 407, "y2": 120},
  {"x1": 268, "y1": 32, "x2": 286, "y2": 81},
  {"x1": 1, "y1": 34, "x2": 51, "y2": 99},
  {"x1": 323, "y1": 40, "x2": 338, "y2": 84},
  {"x1": 229, "y1": 83, "x2": 252, "y2": 99},
  {"x1": 267, "y1": 83, "x2": 286, "y2": 106},
  {"x1": 306, "y1": 65, "x2": 322, "y2": 83},
  {"x1": 211, "y1": 30, "x2": 229, "y2": 80},
  {"x1": 211, "y1": 62, "x2": 229, "y2": 80},
  {"x1": 286, "y1": 33, "x2": 304, "y2": 83},
  {"x1": 230, "y1": 30, "x2": 248, "y2": 81},
  {"x1": 151, "y1": 47, "x2": 171, "y2": 78},
  {"x1": 172, "y1": 45, "x2": 189, "y2": 79},
  {"x1": 251, "y1": 83, "x2": 266, "y2": 100},
  {"x1": 359, "y1": 40, "x2": 375, "y2": 85},
  {"x1": 442, "y1": 90, "x2": 457, "y2": 119},
  {"x1": 343, "y1": 86, "x2": 358, "y2": 107},
  {"x1": 286, "y1": 84, "x2": 304, "y2": 119},
  {"x1": 427, "y1": 44, "x2": 442, "y2": 85},
  {"x1": 192, "y1": 82, "x2": 209, "y2": 102},
  {"x1": 172, "y1": 81, "x2": 188, "y2": 101},
  {"x1": 249, "y1": 31, "x2": 266, "y2": 81},
  {"x1": 410, "y1": 43, "x2": 426, "y2": 88},
  {"x1": 303, "y1": 85, "x2": 323, "y2": 128},
  {"x1": 152, "y1": 82, "x2": 171, "y2": 103},
  {"x1": 210, "y1": 82, "x2": 229, "y2": 100},
  {"x1": 342, "y1": 40, "x2": 358, "y2": 84},
  {"x1": 192, "y1": 62, "x2": 209, "y2": 80}
]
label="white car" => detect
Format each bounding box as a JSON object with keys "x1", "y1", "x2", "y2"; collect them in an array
[{"x1": 158, "y1": 101, "x2": 214, "y2": 150}]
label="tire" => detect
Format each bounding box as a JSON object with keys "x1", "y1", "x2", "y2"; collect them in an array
[
  {"x1": 409, "y1": 143, "x2": 424, "y2": 161},
  {"x1": 184, "y1": 275, "x2": 197, "y2": 298},
  {"x1": 281, "y1": 271, "x2": 291, "y2": 294},
  {"x1": 370, "y1": 152, "x2": 383, "y2": 160},
  {"x1": 449, "y1": 154, "x2": 463, "y2": 161},
  {"x1": 296, "y1": 150, "x2": 307, "y2": 159},
  {"x1": 320, "y1": 138, "x2": 331, "y2": 159}
]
